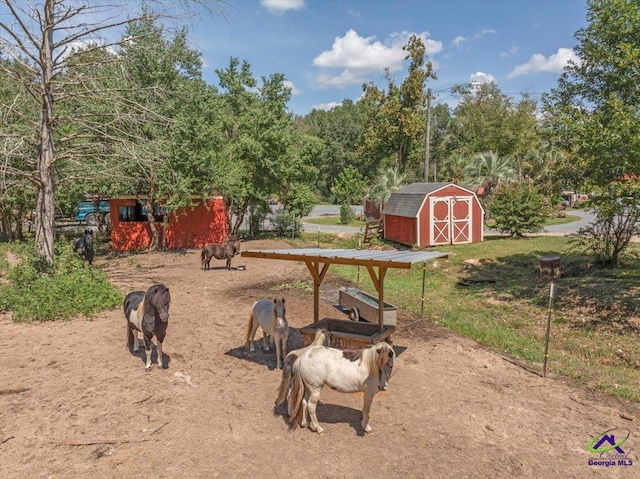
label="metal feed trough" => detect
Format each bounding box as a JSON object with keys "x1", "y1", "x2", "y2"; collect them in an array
[
  {"x1": 339, "y1": 287, "x2": 397, "y2": 326},
  {"x1": 241, "y1": 248, "x2": 449, "y2": 349}
]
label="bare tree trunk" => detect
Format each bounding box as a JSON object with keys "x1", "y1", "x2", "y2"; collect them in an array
[{"x1": 33, "y1": 0, "x2": 56, "y2": 263}]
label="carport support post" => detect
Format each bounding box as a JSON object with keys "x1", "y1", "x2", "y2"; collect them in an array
[
  {"x1": 305, "y1": 260, "x2": 330, "y2": 323},
  {"x1": 366, "y1": 265, "x2": 387, "y2": 332}
]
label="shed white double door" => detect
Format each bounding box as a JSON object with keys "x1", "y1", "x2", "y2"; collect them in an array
[{"x1": 429, "y1": 196, "x2": 473, "y2": 245}]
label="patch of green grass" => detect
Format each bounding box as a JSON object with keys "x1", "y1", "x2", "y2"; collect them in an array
[
  {"x1": 272, "y1": 279, "x2": 313, "y2": 292},
  {"x1": 314, "y1": 234, "x2": 640, "y2": 402}
]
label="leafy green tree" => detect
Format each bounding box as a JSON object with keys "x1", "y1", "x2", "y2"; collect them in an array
[
  {"x1": 369, "y1": 166, "x2": 408, "y2": 207},
  {"x1": 464, "y1": 151, "x2": 514, "y2": 197},
  {"x1": 543, "y1": 0, "x2": 640, "y2": 265},
  {"x1": 359, "y1": 35, "x2": 436, "y2": 175},
  {"x1": 332, "y1": 166, "x2": 367, "y2": 205},
  {"x1": 543, "y1": 0, "x2": 640, "y2": 187},
  {"x1": 451, "y1": 83, "x2": 540, "y2": 161},
  {"x1": 296, "y1": 99, "x2": 365, "y2": 198},
  {"x1": 215, "y1": 59, "x2": 318, "y2": 236},
  {"x1": 490, "y1": 182, "x2": 549, "y2": 238},
  {"x1": 0, "y1": 0, "x2": 224, "y2": 261}
]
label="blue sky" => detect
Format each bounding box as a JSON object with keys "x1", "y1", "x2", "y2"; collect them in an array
[{"x1": 187, "y1": 0, "x2": 588, "y2": 115}]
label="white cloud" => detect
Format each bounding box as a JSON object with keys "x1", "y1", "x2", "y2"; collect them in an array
[
  {"x1": 283, "y1": 80, "x2": 302, "y2": 95},
  {"x1": 508, "y1": 47, "x2": 580, "y2": 78},
  {"x1": 313, "y1": 29, "x2": 442, "y2": 88},
  {"x1": 313, "y1": 101, "x2": 341, "y2": 111},
  {"x1": 316, "y1": 70, "x2": 364, "y2": 89},
  {"x1": 470, "y1": 71, "x2": 495, "y2": 84},
  {"x1": 451, "y1": 29, "x2": 496, "y2": 49},
  {"x1": 261, "y1": 0, "x2": 304, "y2": 14},
  {"x1": 500, "y1": 46, "x2": 518, "y2": 58},
  {"x1": 348, "y1": 8, "x2": 360, "y2": 18}
]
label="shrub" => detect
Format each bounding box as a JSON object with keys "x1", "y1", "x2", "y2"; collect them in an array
[
  {"x1": 569, "y1": 183, "x2": 640, "y2": 267},
  {"x1": 490, "y1": 182, "x2": 549, "y2": 237},
  {"x1": 339, "y1": 204, "x2": 356, "y2": 224},
  {"x1": 0, "y1": 241, "x2": 122, "y2": 322},
  {"x1": 270, "y1": 208, "x2": 303, "y2": 238}
]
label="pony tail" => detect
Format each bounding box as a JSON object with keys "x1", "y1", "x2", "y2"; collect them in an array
[
  {"x1": 275, "y1": 354, "x2": 296, "y2": 407},
  {"x1": 288, "y1": 361, "x2": 305, "y2": 429},
  {"x1": 200, "y1": 248, "x2": 206, "y2": 267},
  {"x1": 126, "y1": 323, "x2": 134, "y2": 349}
]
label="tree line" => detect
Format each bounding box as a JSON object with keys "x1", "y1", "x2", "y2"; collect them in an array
[{"x1": 1, "y1": 0, "x2": 638, "y2": 265}]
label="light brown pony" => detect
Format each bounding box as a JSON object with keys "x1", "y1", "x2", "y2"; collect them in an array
[
  {"x1": 289, "y1": 342, "x2": 395, "y2": 434},
  {"x1": 275, "y1": 328, "x2": 329, "y2": 415},
  {"x1": 245, "y1": 298, "x2": 289, "y2": 369}
]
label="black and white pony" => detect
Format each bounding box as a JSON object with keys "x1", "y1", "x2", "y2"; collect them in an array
[
  {"x1": 124, "y1": 284, "x2": 171, "y2": 370},
  {"x1": 73, "y1": 229, "x2": 94, "y2": 265}
]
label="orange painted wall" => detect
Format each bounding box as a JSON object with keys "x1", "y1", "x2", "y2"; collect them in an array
[{"x1": 110, "y1": 197, "x2": 227, "y2": 251}]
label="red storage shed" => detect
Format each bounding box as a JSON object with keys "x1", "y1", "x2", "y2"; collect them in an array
[
  {"x1": 382, "y1": 182, "x2": 484, "y2": 247},
  {"x1": 109, "y1": 196, "x2": 227, "y2": 251}
]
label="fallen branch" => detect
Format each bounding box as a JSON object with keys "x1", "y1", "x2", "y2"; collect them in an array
[
  {"x1": 1, "y1": 436, "x2": 15, "y2": 444},
  {"x1": 57, "y1": 437, "x2": 149, "y2": 447},
  {"x1": 133, "y1": 393, "x2": 155, "y2": 405},
  {"x1": 569, "y1": 396, "x2": 587, "y2": 406},
  {"x1": 0, "y1": 387, "x2": 30, "y2": 396},
  {"x1": 620, "y1": 413, "x2": 635, "y2": 421},
  {"x1": 501, "y1": 357, "x2": 542, "y2": 377},
  {"x1": 150, "y1": 421, "x2": 169, "y2": 436}
]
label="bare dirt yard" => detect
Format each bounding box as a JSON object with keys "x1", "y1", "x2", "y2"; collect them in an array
[{"x1": 1, "y1": 239, "x2": 638, "y2": 479}]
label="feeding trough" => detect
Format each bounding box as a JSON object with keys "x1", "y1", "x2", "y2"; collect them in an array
[
  {"x1": 301, "y1": 318, "x2": 394, "y2": 350},
  {"x1": 241, "y1": 248, "x2": 450, "y2": 347},
  {"x1": 339, "y1": 287, "x2": 397, "y2": 326}
]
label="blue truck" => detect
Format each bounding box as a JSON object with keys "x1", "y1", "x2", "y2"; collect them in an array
[{"x1": 74, "y1": 200, "x2": 110, "y2": 226}]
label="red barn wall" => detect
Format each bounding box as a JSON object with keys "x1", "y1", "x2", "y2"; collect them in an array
[
  {"x1": 110, "y1": 197, "x2": 227, "y2": 251},
  {"x1": 383, "y1": 215, "x2": 417, "y2": 246}
]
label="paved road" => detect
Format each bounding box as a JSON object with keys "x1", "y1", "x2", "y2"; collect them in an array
[{"x1": 301, "y1": 206, "x2": 596, "y2": 236}]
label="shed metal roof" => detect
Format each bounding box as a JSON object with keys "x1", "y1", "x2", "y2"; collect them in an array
[
  {"x1": 381, "y1": 182, "x2": 450, "y2": 217},
  {"x1": 382, "y1": 182, "x2": 479, "y2": 218},
  {"x1": 241, "y1": 248, "x2": 449, "y2": 269}
]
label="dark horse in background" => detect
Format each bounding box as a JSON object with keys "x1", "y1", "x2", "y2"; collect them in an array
[
  {"x1": 73, "y1": 229, "x2": 94, "y2": 265},
  {"x1": 201, "y1": 237, "x2": 241, "y2": 270},
  {"x1": 124, "y1": 284, "x2": 171, "y2": 370}
]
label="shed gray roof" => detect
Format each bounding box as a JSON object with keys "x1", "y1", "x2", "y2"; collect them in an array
[{"x1": 382, "y1": 182, "x2": 451, "y2": 218}]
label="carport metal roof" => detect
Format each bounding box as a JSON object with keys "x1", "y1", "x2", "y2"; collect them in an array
[{"x1": 241, "y1": 248, "x2": 450, "y2": 330}]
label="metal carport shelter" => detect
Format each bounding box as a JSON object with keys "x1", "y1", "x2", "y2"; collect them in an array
[{"x1": 241, "y1": 248, "x2": 450, "y2": 332}]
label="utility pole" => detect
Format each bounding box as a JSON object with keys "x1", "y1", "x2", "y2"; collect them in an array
[{"x1": 424, "y1": 88, "x2": 432, "y2": 183}]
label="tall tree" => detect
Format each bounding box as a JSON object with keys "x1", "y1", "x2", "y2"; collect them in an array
[
  {"x1": 359, "y1": 35, "x2": 436, "y2": 175},
  {"x1": 543, "y1": 0, "x2": 640, "y2": 266},
  {"x1": 451, "y1": 82, "x2": 540, "y2": 161},
  {"x1": 0, "y1": 0, "x2": 223, "y2": 262},
  {"x1": 543, "y1": 0, "x2": 640, "y2": 187}
]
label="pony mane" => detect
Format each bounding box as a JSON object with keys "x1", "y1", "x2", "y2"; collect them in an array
[
  {"x1": 143, "y1": 284, "x2": 171, "y2": 318},
  {"x1": 362, "y1": 342, "x2": 394, "y2": 372}
]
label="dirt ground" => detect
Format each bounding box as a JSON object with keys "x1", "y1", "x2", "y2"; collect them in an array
[{"x1": 1, "y1": 239, "x2": 638, "y2": 479}]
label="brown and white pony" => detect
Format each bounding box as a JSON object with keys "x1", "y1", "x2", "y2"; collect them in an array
[
  {"x1": 245, "y1": 298, "x2": 289, "y2": 369},
  {"x1": 289, "y1": 342, "x2": 395, "y2": 434},
  {"x1": 275, "y1": 328, "x2": 329, "y2": 415},
  {"x1": 201, "y1": 237, "x2": 241, "y2": 270},
  {"x1": 124, "y1": 284, "x2": 171, "y2": 370}
]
